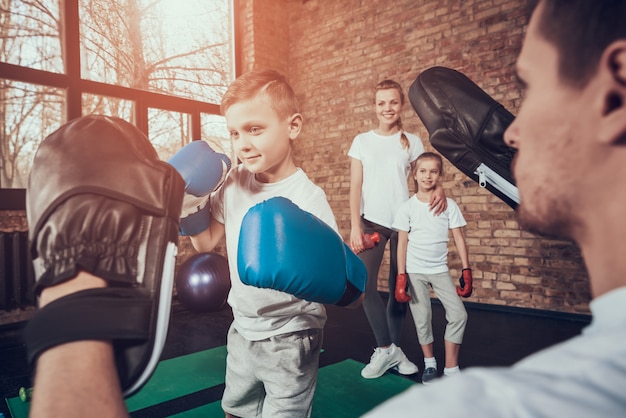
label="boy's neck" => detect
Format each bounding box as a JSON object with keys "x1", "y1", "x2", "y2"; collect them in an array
[{"x1": 254, "y1": 165, "x2": 298, "y2": 184}]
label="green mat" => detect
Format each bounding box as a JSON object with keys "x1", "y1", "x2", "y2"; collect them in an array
[
  {"x1": 125, "y1": 345, "x2": 227, "y2": 411},
  {"x1": 5, "y1": 345, "x2": 228, "y2": 418},
  {"x1": 168, "y1": 401, "x2": 224, "y2": 417},
  {"x1": 155, "y1": 359, "x2": 417, "y2": 417},
  {"x1": 312, "y1": 359, "x2": 415, "y2": 417},
  {"x1": 6, "y1": 348, "x2": 416, "y2": 418}
]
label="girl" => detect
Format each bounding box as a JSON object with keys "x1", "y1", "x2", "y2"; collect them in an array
[{"x1": 393, "y1": 152, "x2": 470, "y2": 384}]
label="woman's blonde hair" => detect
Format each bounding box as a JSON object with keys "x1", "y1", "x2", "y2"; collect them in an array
[{"x1": 375, "y1": 79, "x2": 409, "y2": 150}]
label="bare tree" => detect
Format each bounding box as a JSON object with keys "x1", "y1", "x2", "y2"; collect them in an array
[
  {"x1": 1, "y1": 0, "x2": 233, "y2": 187},
  {"x1": 0, "y1": 0, "x2": 64, "y2": 187},
  {"x1": 79, "y1": 0, "x2": 231, "y2": 100}
]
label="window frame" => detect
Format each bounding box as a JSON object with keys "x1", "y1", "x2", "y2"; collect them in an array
[{"x1": 0, "y1": 0, "x2": 242, "y2": 209}]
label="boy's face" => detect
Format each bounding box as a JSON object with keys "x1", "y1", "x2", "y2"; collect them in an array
[
  {"x1": 414, "y1": 158, "x2": 441, "y2": 192},
  {"x1": 375, "y1": 88, "x2": 402, "y2": 128},
  {"x1": 225, "y1": 95, "x2": 301, "y2": 183}
]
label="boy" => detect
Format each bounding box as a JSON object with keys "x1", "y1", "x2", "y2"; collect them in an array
[
  {"x1": 173, "y1": 69, "x2": 362, "y2": 417},
  {"x1": 392, "y1": 152, "x2": 470, "y2": 385},
  {"x1": 24, "y1": 72, "x2": 364, "y2": 418}
]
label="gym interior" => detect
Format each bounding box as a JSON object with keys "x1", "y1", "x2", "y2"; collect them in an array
[{"x1": 0, "y1": 0, "x2": 593, "y2": 416}]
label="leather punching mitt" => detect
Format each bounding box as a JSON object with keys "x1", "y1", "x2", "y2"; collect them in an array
[{"x1": 25, "y1": 115, "x2": 184, "y2": 397}]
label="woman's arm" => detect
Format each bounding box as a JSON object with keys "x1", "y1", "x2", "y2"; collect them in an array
[
  {"x1": 349, "y1": 157, "x2": 365, "y2": 252},
  {"x1": 429, "y1": 185, "x2": 448, "y2": 216}
]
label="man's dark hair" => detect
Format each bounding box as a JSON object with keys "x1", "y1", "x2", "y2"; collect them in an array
[{"x1": 534, "y1": 0, "x2": 626, "y2": 87}]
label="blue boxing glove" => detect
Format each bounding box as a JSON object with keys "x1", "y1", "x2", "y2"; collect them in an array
[
  {"x1": 168, "y1": 141, "x2": 231, "y2": 236},
  {"x1": 237, "y1": 197, "x2": 367, "y2": 306}
]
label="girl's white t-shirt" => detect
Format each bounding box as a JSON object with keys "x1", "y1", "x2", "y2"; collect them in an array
[{"x1": 392, "y1": 196, "x2": 467, "y2": 274}]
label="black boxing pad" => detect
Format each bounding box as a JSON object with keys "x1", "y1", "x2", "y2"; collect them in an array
[
  {"x1": 24, "y1": 115, "x2": 184, "y2": 397},
  {"x1": 409, "y1": 66, "x2": 519, "y2": 209}
]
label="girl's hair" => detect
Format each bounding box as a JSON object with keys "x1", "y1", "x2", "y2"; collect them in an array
[
  {"x1": 221, "y1": 69, "x2": 299, "y2": 119},
  {"x1": 415, "y1": 152, "x2": 444, "y2": 171},
  {"x1": 375, "y1": 79, "x2": 409, "y2": 150},
  {"x1": 412, "y1": 152, "x2": 444, "y2": 191}
]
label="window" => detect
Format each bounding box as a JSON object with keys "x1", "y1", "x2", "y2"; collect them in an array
[{"x1": 0, "y1": 0, "x2": 238, "y2": 193}]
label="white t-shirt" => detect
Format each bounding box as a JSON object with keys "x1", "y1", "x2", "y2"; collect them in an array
[
  {"x1": 392, "y1": 196, "x2": 467, "y2": 274},
  {"x1": 348, "y1": 130, "x2": 424, "y2": 228},
  {"x1": 364, "y1": 286, "x2": 626, "y2": 418},
  {"x1": 211, "y1": 166, "x2": 336, "y2": 341}
]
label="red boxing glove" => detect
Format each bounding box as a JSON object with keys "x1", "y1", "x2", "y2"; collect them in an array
[
  {"x1": 362, "y1": 232, "x2": 381, "y2": 250},
  {"x1": 456, "y1": 268, "x2": 473, "y2": 298},
  {"x1": 395, "y1": 273, "x2": 412, "y2": 303},
  {"x1": 348, "y1": 232, "x2": 380, "y2": 254}
]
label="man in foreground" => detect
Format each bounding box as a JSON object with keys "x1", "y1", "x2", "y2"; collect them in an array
[{"x1": 365, "y1": 0, "x2": 626, "y2": 415}]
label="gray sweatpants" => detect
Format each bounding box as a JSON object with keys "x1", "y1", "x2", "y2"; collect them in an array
[
  {"x1": 221, "y1": 325, "x2": 323, "y2": 418},
  {"x1": 407, "y1": 271, "x2": 468, "y2": 345}
]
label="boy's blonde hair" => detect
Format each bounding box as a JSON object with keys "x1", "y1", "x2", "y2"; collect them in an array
[{"x1": 220, "y1": 69, "x2": 300, "y2": 120}]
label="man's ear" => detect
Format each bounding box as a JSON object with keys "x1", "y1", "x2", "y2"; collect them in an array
[
  {"x1": 288, "y1": 113, "x2": 303, "y2": 140},
  {"x1": 599, "y1": 41, "x2": 626, "y2": 145}
]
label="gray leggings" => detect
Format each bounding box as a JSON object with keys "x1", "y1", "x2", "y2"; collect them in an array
[{"x1": 358, "y1": 217, "x2": 407, "y2": 347}]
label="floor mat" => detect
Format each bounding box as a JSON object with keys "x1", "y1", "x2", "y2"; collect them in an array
[
  {"x1": 5, "y1": 348, "x2": 414, "y2": 418},
  {"x1": 132, "y1": 358, "x2": 417, "y2": 418},
  {"x1": 5, "y1": 345, "x2": 228, "y2": 418},
  {"x1": 312, "y1": 359, "x2": 415, "y2": 417}
]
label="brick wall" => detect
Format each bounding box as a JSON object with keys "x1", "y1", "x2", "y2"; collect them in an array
[
  {"x1": 239, "y1": 0, "x2": 590, "y2": 314},
  {"x1": 0, "y1": 211, "x2": 28, "y2": 232},
  {"x1": 0, "y1": 0, "x2": 591, "y2": 317},
  {"x1": 248, "y1": 1, "x2": 290, "y2": 72}
]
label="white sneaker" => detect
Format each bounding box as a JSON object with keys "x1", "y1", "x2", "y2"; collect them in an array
[
  {"x1": 361, "y1": 345, "x2": 402, "y2": 379},
  {"x1": 394, "y1": 347, "x2": 419, "y2": 375}
]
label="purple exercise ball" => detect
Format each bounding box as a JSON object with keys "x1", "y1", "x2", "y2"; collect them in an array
[{"x1": 176, "y1": 252, "x2": 231, "y2": 312}]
